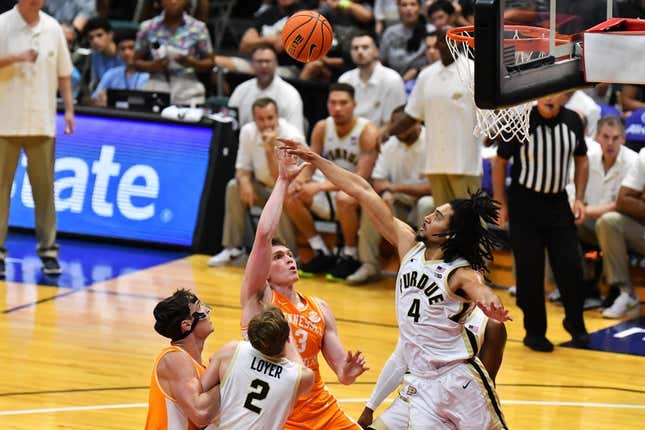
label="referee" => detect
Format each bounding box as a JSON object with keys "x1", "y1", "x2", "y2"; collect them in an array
[{"x1": 493, "y1": 93, "x2": 589, "y2": 351}]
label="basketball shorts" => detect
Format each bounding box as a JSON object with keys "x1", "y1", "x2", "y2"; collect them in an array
[
  {"x1": 284, "y1": 387, "x2": 361, "y2": 430},
  {"x1": 371, "y1": 310, "x2": 491, "y2": 430},
  {"x1": 370, "y1": 376, "x2": 412, "y2": 430},
  {"x1": 406, "y1": 358, "x2": 507, "y2": 430}
]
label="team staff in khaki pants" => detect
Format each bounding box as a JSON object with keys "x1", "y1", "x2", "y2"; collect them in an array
[{"x1": 0, "y1": 0, "x2": 75, "y2": 277}]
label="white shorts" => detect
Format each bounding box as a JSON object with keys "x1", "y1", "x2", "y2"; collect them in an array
[
  {"x1": 371, "y1": 396, "x2": 409, "y2": 430},
  {"x1": 372, "y1": 311, "x2": 491, "y2": 430},
  {"x1": 406, "y1": 358, "x2": 507, "y2": 430},
  {"x1": 371, "y1": 374, "x2": 414, "y2": 430}
]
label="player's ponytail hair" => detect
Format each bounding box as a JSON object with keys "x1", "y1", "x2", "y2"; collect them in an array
[{"x1": 442, "y1": 189, "x2": 505, "y2": 272}]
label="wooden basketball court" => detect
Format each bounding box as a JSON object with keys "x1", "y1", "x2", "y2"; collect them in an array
[{"x1": 1, "y1": 249, "x2": 643, "y2": 429}]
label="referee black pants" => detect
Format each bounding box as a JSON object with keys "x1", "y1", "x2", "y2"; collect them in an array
[{"x1": 508, "y1": 185, "x2": 587, "y2": 339}]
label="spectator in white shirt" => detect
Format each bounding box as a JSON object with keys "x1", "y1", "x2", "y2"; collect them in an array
[
  {"x1": 596, "y1": 146, "x2": 644, "y2": 319},
  {"x1": 0, "y1": 0, "x2": 75, "y2": 277},
  {"x1": 384, "y1": 27, "x2": 482, "y2": 207},
  {"x1": 338, "y1": 31, "x2": 406, "y2": 128},
  {"x1": 579, "y1": 117, "x2": 638, "y2": 226},
  {"x1": 208, "y1": 98, "x2": 303, "y2": 267},
  {"x1": 347, "y1": 106, "x2": 434, "y2": 284},
  {"x1": 565, "y1": 90, "x2": 602, "y2": 138},
  {"x1": 560, "y1": 116, "x2": 638, "y2": 309},
  {"x1": 228, "y1": 44, "x2": 305, "y2": 135}
]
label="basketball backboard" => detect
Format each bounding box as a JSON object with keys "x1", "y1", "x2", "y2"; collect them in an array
[{"x1": 473, "y1": 0, "x2": 617, "y2": 109}]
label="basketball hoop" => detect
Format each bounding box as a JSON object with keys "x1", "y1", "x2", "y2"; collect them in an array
[{"x1": 446, "y1": 25, "x2": 572, "y2": 143}]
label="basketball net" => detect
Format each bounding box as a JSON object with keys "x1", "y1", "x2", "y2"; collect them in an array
[{"x1": 446, "y1": 27, "x2": 552, "y2": 143}]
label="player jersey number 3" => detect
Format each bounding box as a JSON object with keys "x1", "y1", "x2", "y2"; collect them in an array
[{"x1": 293, "y1": 329, "x2": 308, "y2": 353}]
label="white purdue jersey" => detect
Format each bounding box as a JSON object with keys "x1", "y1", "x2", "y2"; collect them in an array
[
  {"x1": 396, "y1": 242, "x2": 478, "y2": 375},
  {"x1": 322, "y1": 116, "x2": 369, "y2": 172},
  {"x1": 215, "y1": 341, "x2": 302, "y2": 430}
]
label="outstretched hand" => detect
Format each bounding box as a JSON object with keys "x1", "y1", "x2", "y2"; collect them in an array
[
  {"x1": 277, "y1": 145, "x2": 309, "y2": 182},
  {"x1": 476, "y1": 300, "x2": 512, "y2": 322},
  {"x1": 277, "y1": 137, "x2": 319, "y2": 163},
  {"x1": 339, "y1": 350, "x2": 369, "y2": 385}
]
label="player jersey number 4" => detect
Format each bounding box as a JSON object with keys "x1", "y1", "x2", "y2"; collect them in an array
[{"x1": 396, "y1": 242, "x2": 478, "y2": 373}]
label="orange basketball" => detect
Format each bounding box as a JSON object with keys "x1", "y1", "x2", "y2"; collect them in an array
[{"x1": 281, "y1": 11, "x2": 334, "y2": 63}]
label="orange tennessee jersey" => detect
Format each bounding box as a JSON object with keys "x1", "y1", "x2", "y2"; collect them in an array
[
  {"x1": 145, "y1": 346, "x2": 207, "y2": 430},
  {"x1": 272, "y1": 291, "x2": 360, "y2": 430}
]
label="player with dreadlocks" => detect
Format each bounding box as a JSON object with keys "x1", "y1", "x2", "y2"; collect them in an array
[{"x1": 279, "y1": 137, "x2": 510, "y2": 429}]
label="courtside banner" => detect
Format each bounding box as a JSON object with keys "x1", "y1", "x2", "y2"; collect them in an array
[{"x1": 9, "y1": 113, "x2": 212, "y2": 246}]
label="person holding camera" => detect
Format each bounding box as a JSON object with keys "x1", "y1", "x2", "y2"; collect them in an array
[{"x1": 134, "y1": 0, "x2": 213, "y2": 105}]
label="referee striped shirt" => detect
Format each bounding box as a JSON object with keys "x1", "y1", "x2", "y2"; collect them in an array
[{"x1": 497, "y1": 106, "x2": 587, "y2": 194}]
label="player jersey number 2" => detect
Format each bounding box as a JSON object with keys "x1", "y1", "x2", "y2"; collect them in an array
[
  {"x1": 243, "y1": 378, "x2": 270, "y2": 414},
  {"x1": 294, "y1": 329, "x2": 308, "y2": 353}
]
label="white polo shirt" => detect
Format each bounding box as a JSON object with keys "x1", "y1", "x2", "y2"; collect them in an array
[
  {"x1": 0, "y1": 7, "x2": 72, "y2": 137},
  {"x1": 235, "y1": 118, "x2": 305, "y2": 187},
  {"x1": 585, "y1": 144, "x2": 638, "y2": 206},
  {"x1": 622, "y1": 147, "x2": 645, "y2": 193},
  {"x1": 565, "y1": 90, "x2": 601, "y2": 138},
  {"x1": 405, "y1": 56, "x2": 482, "y2": 176},
  {"x1": 228, "y1": 75, "x2": 305, "y2": 134},
  {"x1": 338, "y1": 62, "x2": 406, "y2": 126},
  {"x1": 372, "y1": 128, "x2": 427, "y2": 206}
]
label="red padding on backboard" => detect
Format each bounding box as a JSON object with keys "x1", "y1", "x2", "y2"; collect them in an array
[{"x1": 586, "y1": 17, "x2": 645, "y2": 34}]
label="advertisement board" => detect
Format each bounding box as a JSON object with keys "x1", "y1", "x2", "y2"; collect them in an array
[{"x1": 9, "y1": 113, "x2": 212, "y2": 246}]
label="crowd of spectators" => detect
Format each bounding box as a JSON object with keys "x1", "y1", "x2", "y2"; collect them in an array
[{"x1": 1, "y1": 0, "x2": 642, "y2": 323}]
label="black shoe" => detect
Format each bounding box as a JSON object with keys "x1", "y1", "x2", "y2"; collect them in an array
[
  {"x1": 523, "y1": 336, "x2": 554, "y2": 352},
  {"x1": 0, "y1": 259, "x2": 5, "y2": 278},
  {"x1": 325, "y1": 255, "x2": 361, "y2": 282},
  {"x1": 298, "y1": 251, "x2": 335, "y2": 277},
  {"x1": 602, "y1": 285, "x2": 621, "y2": 309},
  {"x1": 569, "y1": 332, "x2": 590, "y2": 348},
  {"x1": 41, "y1": 257, "x2": 62, "y2": 275},
  {"x1": 563, "y1": 319, "x2": 589, "y2": 348}
]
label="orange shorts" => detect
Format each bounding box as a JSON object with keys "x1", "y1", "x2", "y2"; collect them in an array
[{"x1": 284, "y1": 387, "x2": 361, "y2": 430}]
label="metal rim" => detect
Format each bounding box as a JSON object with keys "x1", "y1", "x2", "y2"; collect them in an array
[{"x1": 446, "y1": 25, "x2": 572, "y2": 51}]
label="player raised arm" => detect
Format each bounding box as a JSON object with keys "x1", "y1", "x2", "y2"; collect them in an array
[
  {"x1": 240, "y1": 150, "x2": 308, "y2": 325},
  {"x1": 156, "y1": 352, "x2": 221, "y2": 427},
  {"x1": 449, "y1": 268, "x2": 512, "y2": 323},
  {"x1": 315, "y1": 298, "x2": 369, "y2": 385},
  {"x1": 279, "y1": 137, "x2": 417, "y2": 258}
]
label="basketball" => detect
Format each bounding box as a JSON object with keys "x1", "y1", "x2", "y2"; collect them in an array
[{"x1": 281, "y1": 10, "x2": 333, "y2": 63}]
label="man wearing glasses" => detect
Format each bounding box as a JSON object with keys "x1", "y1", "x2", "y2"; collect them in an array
[{"x1": 145, "y1": 289, "x2": 221, "y2": 430}]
